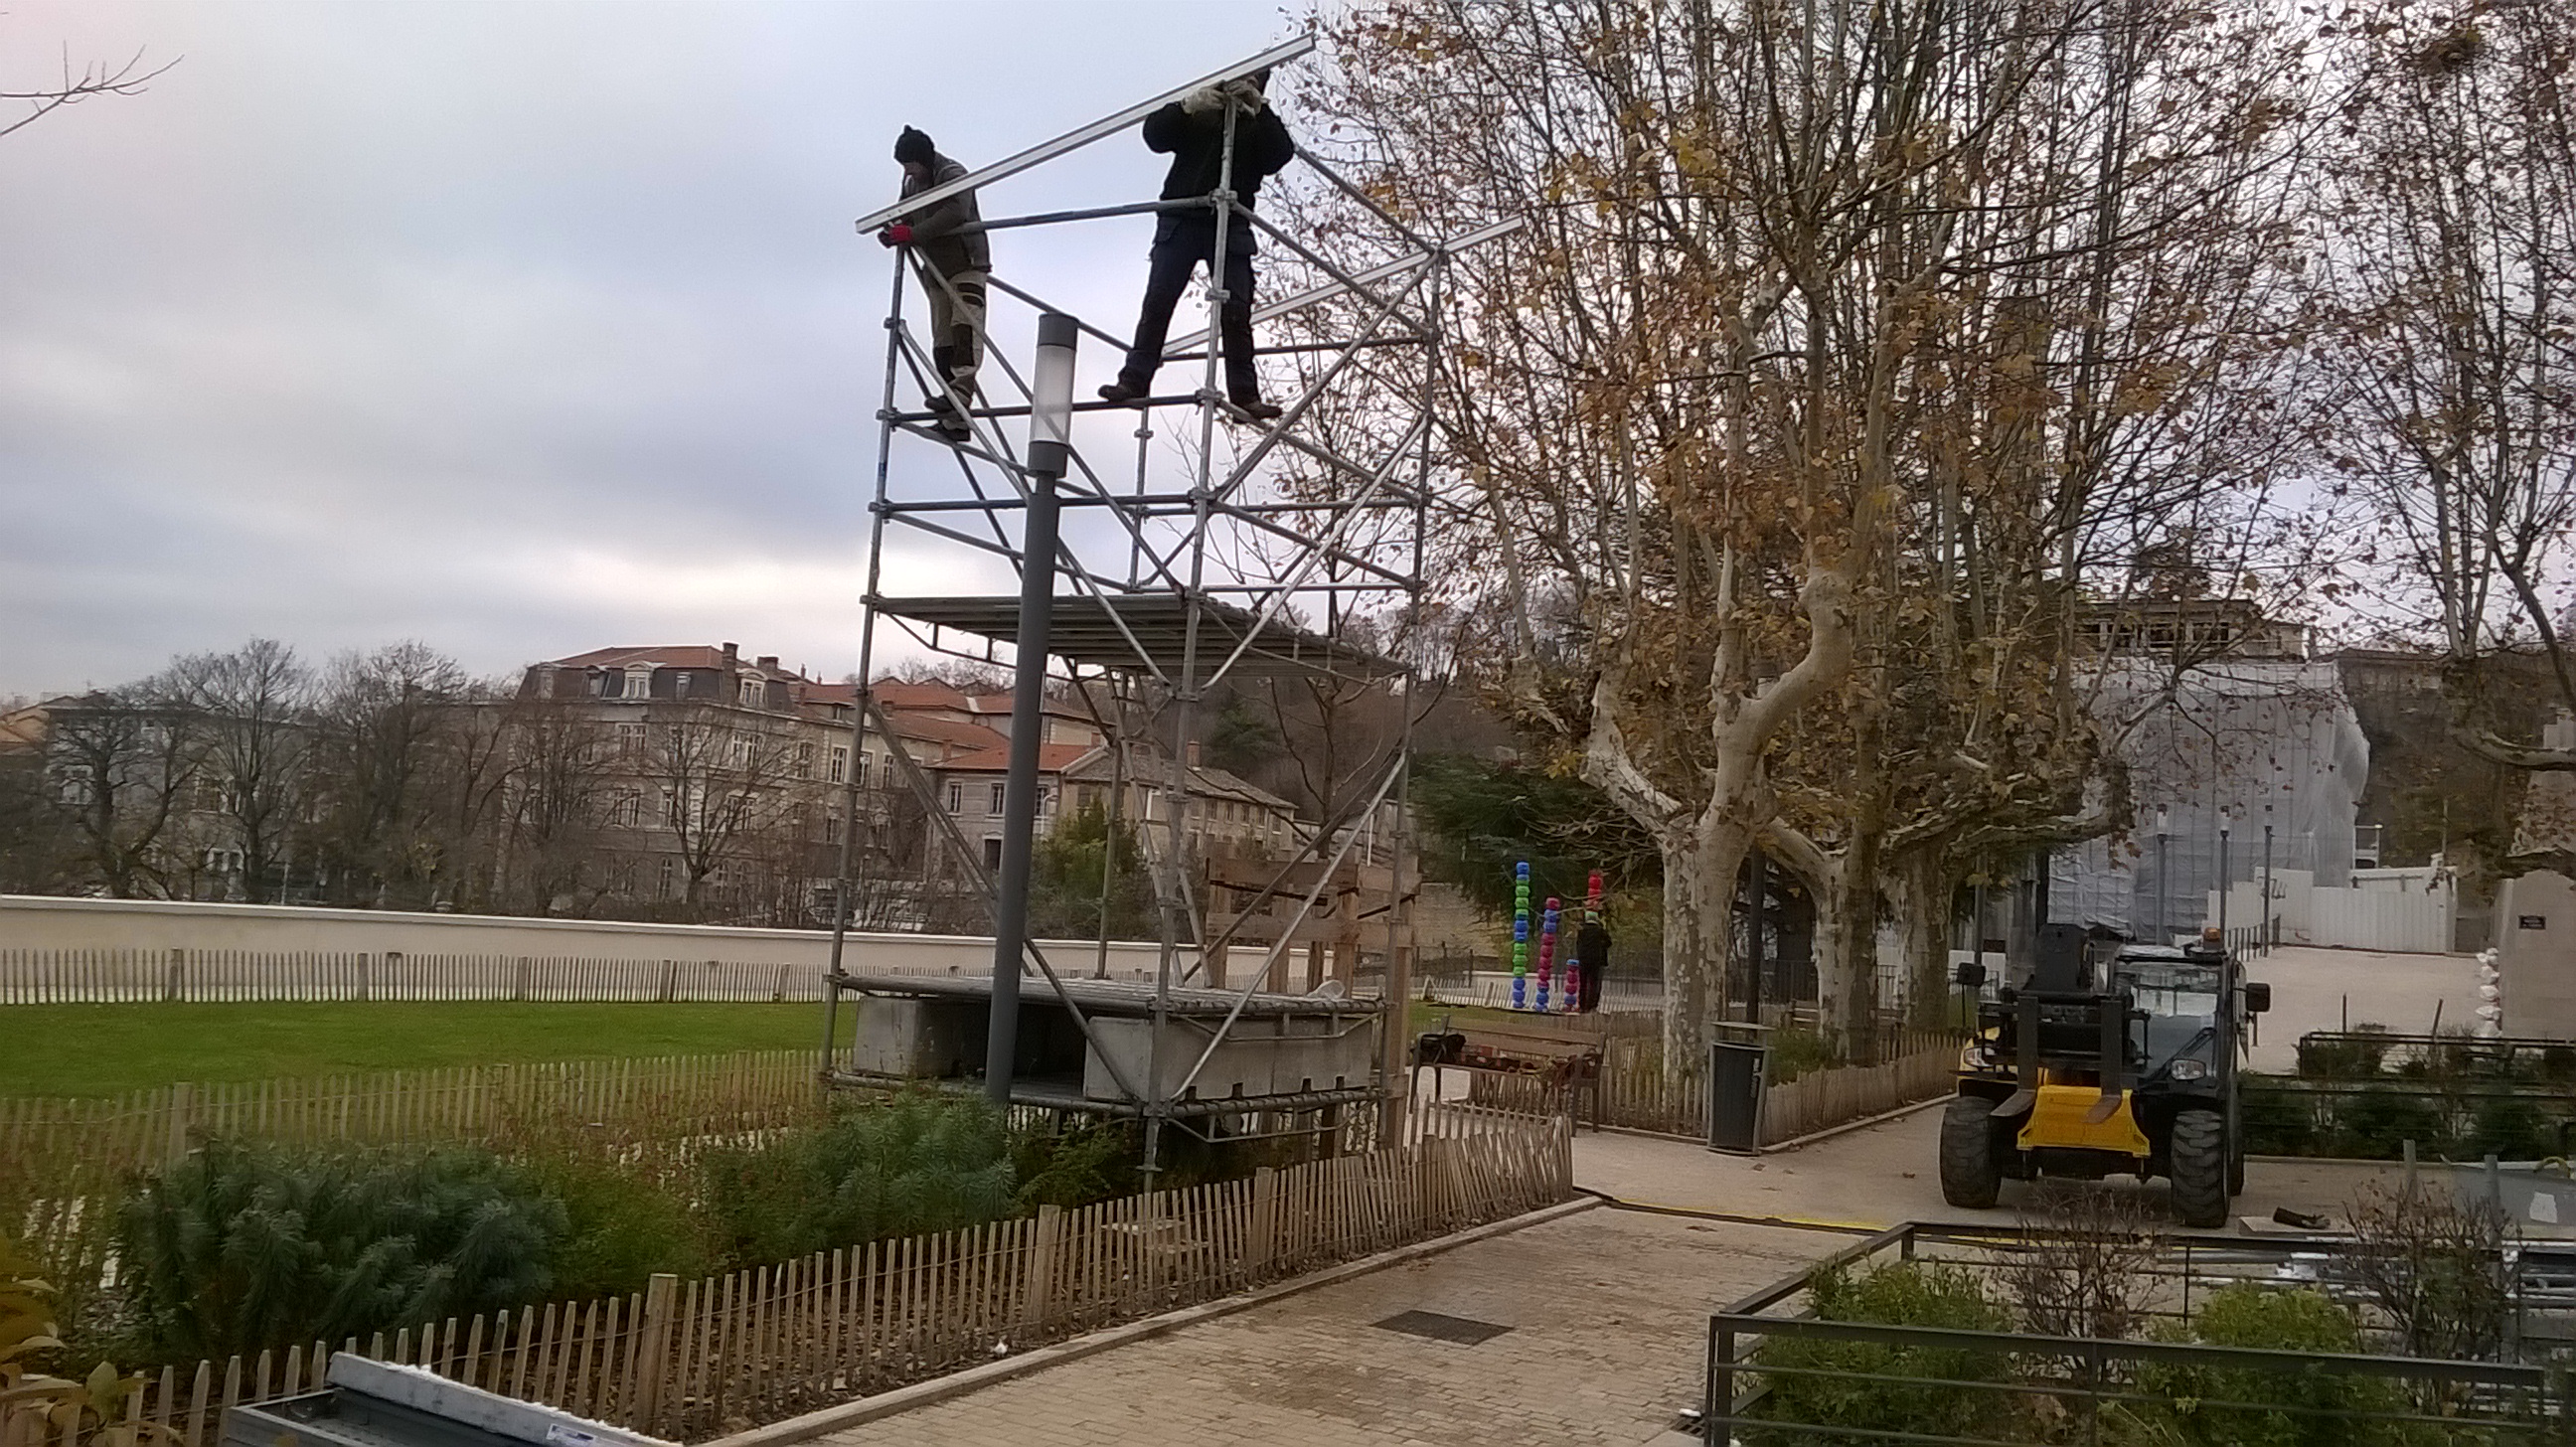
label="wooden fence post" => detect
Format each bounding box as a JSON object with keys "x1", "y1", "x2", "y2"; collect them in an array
[
  {"x1": 164, "y1": 947, "x2": 185, "y2": 1003},
  {"x1": 355, "y1": 953, "x2": 371, "y2": 1004},
  {"x1": 658, "y1": 960, "x2": 677, "y2": 1004},
  {"x1": 1248, "y1": 1166, "x2": 1277, "y2": 1275},
  {"x1": 630, "y1": 1272, "x2": 679, "y2": 1433},
  {"x1": 1020, "y1": 1204, "x2": 1061, "y2": 1330},
  {"x1": 513, "y1": 957, "x2": 531, "y2": 1002},
  {"x1": 164, "y1": 1082, "x2": 196, "y2": 1165}
]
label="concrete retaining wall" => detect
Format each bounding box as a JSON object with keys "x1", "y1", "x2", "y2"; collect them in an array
[{"x1": 0, "y1": 893, "x2": 1175, "y2": 993}]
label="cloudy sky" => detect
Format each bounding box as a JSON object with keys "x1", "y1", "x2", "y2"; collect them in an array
[{"x1": 0, "y1": 1, "x2": 1303, "y2": 699}]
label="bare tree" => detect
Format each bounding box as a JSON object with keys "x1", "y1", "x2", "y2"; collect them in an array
[
  {"x1": 2309, "y1": 0, "x2": 2576, "y2": 771},
  {"x1": 2, "y1": 40, "x2": 177, "y2": 142},
  {"x1": 497, "y1": 696, "x2": 611, "y2": 914},
  {"x1": 170, "y1": 639, "x2": 312, "y2": 901},
  {"x1": 38, "y1": 678, "x2": 204, "y2": 897},
  {"x1": 644, "y1": 706, "x2": 805, "y2": 916},
  {"x1": 307, "y1": 642, "x2": 470, "y2": 905}
]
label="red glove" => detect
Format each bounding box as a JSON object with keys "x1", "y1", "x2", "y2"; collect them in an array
[{"x1": 878, "y1": 223, "x2": 913, "y2": 247}]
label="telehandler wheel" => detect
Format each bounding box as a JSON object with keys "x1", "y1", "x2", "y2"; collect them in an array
[
  {"x1": 1939, "y1": 1094, "x2": 2004, "y2": 1208},
  {"x1": 2170, "y1": 1107, "x2": 2230, "y2": 1228},
  {"x1": 2227, "y1": 1132, "x2": 2246, "y2": 1197}
]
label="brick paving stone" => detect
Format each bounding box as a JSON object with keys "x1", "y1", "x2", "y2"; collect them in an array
[{"x1": 816, "y1": 1208, "x2": 1835, "y2": 1447}]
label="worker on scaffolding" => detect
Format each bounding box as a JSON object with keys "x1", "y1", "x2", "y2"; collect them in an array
[
  {"x1": 1095, "y1": 70, "x2": 1293, "y2": 422},
  {"x1": 879, "y1": 126, "x2": 987, "y2": 441}
]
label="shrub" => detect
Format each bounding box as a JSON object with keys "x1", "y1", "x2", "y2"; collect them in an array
[
  {"x1": 2298, "y1": 1026, "x2": 2393, "y2": 1079},
  {"x1": 2128, "y1": 1285, "x2": 2425, "y2": 1447},
  {"x1": 2465, "y1": 1095, "x2": 2553, "y2": 1162},
  {"x1": 521, "y1": 1158, "x2": 712, "y2": 1304},
  {"x1": 703, "y1": 1096, "x2": 1017, "y2": 1267},
  {"x1": 2330, "y1": 1087, "x2": 2444, "y2": 1160},
  {"x1": 1751, "y1": 1261, "x2": 2011, "y2": 1447},
  {"x1": 2238, "y1": 1083, "x2": 2318, "y2": 1155},
  {"x1": 1767, "y1": 1029, "x2": 1840, "y2": 1085},
  {"x1": 117, "y1": 1140, "x2": 564, "y2": 1363},
  {"x1": 1011, "y1": 1121, "x2": 1134, "y2": 1210}
]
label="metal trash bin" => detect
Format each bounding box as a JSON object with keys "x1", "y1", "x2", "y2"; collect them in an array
[{"x1": 1707, "y1": 1039, "x2": 1766, "y2": 1155}]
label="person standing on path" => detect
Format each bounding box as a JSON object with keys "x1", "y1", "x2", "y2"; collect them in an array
[
  {"x1": 879, "y1": 126, "x2": 988, "y2": 441},
  {"x1": 1096, "y1": 70, "x2": 1294, "y2": 421},
  {"x1": 1575, "y1": 915, "x2": 1611, "y2": 1013}
]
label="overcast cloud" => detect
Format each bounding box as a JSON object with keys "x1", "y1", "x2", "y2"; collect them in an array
[{"x1": 0, "y1": 1, "x2": 1299, "y2": 698}]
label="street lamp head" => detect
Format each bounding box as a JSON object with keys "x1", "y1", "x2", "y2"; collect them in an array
[{"x1": 1029, "y1": 312, "x2": 1079, "y2": 479}]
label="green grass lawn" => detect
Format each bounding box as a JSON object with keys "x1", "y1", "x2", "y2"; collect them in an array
[{"x1": 0, "y1": 1002, "x2": 843, "y2": 1097}]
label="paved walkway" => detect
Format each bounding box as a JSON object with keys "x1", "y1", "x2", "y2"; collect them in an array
[
  {"x1": 1577, "y1": 1101, "x2": 2410, "y2": 1229},
  {"x1": 812, "y1": 1205, "x2": 1825, "y2": 1447}
]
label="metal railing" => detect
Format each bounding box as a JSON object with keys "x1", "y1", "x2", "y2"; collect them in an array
[{"x1": 1701, "y1": 1220, "x2": 2576, "y2": 1445}]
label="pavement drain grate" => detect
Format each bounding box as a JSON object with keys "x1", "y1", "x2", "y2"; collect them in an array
[{"x1": 1371, "y1": 1310, "x2": 1515, "y2": 1346}]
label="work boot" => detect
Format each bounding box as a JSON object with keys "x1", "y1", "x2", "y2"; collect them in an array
[
  {"x1": 924, "y1": 391, "x2": 971, "y2": 440},
  {"x1": 1231, "y1": 396, "x2": 1283, "y2": 422},
  {"x1": 1097, "y1": 377, "x2": 1150, "y2": 405}
]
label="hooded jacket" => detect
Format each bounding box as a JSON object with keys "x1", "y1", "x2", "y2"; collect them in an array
[{"x1": 898, "y1": 151, "x2": 990, "y2": 276}]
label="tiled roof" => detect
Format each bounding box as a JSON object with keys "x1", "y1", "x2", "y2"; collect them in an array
[
  {"x1": 872, "y1": 679, "x2": 975, "y2": 712},
  {"x1": 543, "y1": 645, "x2": 737, "y2": 671},
  {"x1": 938, "y1": 742, "x2": 1099, "y2": 774}
]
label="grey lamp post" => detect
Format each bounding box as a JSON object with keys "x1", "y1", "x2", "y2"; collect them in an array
[
  {"x1": 985, "y1": 313, "x2": 1078, "y2": 1106},
  {"x1": 2262, "y1": 804, "x2": 2275, "y2": 952},
  {"x1": 2154, "y1": 807, "x2": 2172, "y2": 944},
  {"x1": 2217, "y1": 808, "x2": 2233, "y2": 943}
]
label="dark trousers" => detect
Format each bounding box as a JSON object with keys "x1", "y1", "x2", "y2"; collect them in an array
[{"x1": 1118, "y1": 216, "x2": 1262, "y2": 402}]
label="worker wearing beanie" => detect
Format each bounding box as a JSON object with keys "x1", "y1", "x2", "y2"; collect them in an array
[
  {"x1": 880, "y1": 126, "x2": 989, "y2": 439},
  {"x1": 1096, "y1": 70, "x2": 1294, "y2": 421}
]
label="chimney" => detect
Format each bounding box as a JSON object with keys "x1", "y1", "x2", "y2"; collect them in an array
[
  {"x1": 1186, "y1": 740, "x2": 1201, "y2": 769},
  {"x1": 756, "y1": 655, "x2": 778, "y2": 672},
  {"x1": 721, "y1": 641, "x2": 738, "y2": 661}
]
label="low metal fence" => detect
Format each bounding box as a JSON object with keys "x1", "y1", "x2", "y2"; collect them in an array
[{"x1": 1701, "y1": 1220, "x2": 2576, "y2": 1445}]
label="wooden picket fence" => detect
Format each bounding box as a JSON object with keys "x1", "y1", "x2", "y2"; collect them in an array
[
  {"x1": 2, "y1": 1104, "x2": 1571, "y2": 1447},
  {"x1": 0, "y1": 1051, "x2": 824, "y2": 1181},
  {"x1": 1578, "y1": 1032, "x2": 1961, "y2": 1145},
  {"x1": 0, "y1": 948, "x2": 828, "y2": 1006}
]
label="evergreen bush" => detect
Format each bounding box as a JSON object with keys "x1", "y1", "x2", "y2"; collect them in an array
[
  {"x1": 116, "y1": 1140, "x2": 564, "y2": 1363},
  {"x1": 1751, "y1": 1261, "x2": 2011, "y2": 1447},
  {"x1": 702, "y1": 1096, "x2": 1018, "y2": 1266}
]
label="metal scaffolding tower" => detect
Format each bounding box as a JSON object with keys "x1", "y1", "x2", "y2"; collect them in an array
[{"x1": 813, "y1": 38, "x2": 1508, "y2": 1176}]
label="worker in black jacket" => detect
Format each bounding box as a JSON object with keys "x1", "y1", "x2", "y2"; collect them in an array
[{"x1": 1097, "y1": 71, "x2": 1295, "y2": 421}]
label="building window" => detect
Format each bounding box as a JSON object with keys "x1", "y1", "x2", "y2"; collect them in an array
[
  {"x1": 729, "y1": 735, "x2": 754, "y2": 769},
  {"x1": 829, "y1": 745, "x2": 849, "y2": 783},
  {"x1": 657, "y1": 857, "x2": 677, "y2": 899},
  {"x1": 590, "y1": 671, "x2": 611, "y2": 698},
  {"x1": 946, "y1": 781, "x2": 963, "y2": 813},
  {"x1": 882, "y1": 754, "x2": 897, "y2": 787},
  {"x1": 990, "y1": 782, "x2": 1007, "y2": 815},
  {"x1": 617, "y1": 722, "x2": 646, "y2": 755},
  {"x1": 983, "y1": 837, "x2": 1004, "y2": 871},
  {"x1": 740, "y1": 677, "x2": 761, "y2": 707},
  {"x1": 608, "y1": 791, "x2": 642, "y2": 829},
  {"x1": 796, "y1": 740, "x2": 815, "y2": 777},
  {"x1": 672, "y1": 671, "x2": 692, "y2": 695}
]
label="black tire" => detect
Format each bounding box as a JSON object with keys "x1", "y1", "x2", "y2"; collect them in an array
[
  {"x1": 2227, "y1": 1131, "x2": 2246, "y2": 1197},
  {"x1": 2170, "y1": 1107, "x2": 2229, "y2": 1228},
  {"x1": 1940, "y1": 1094, "x2": 2004, "y2": 1208}
]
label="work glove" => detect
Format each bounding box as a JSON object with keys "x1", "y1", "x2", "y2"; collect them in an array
[
  {"x1": 877, "y1": 223, "x2": 913, "y2": 247},
  {"x1": 1182, "y1": 86, "x2": 1225, "y2": 116},
  {"x1": 1222, "y1": 78, "x2": 1266, "y2": 112}
]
